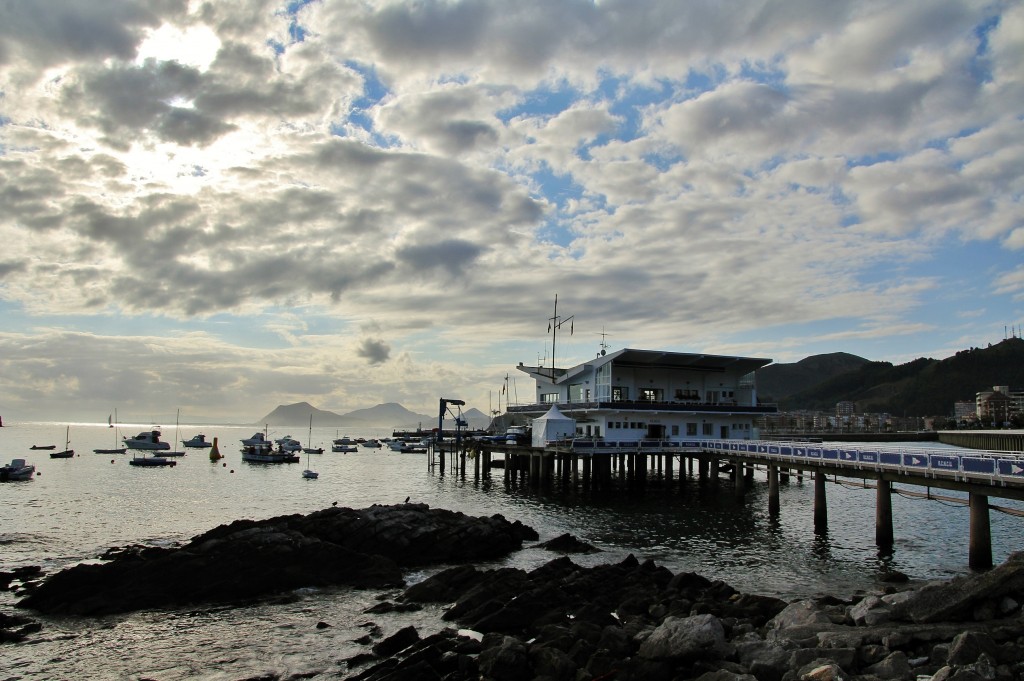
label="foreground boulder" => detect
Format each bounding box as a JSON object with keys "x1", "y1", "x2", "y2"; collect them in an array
[
  {"x1": 344, "y1": 550, "x2": 1024, "y2": 681},
  {"x1": 17, "y1": 504, "x2": 536, "y2": 616}
]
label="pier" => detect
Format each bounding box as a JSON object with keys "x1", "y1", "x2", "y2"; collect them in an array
[{"x1": 431, "y1": 438, "x2": 1024, "y2": 570}]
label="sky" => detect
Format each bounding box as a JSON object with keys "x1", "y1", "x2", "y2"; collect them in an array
[{"x1": 0, "y1": 0, "x2": 1022, "y2": 424}]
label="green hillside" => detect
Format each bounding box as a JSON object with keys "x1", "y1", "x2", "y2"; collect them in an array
[{"x1": 778, "y1": 337, "x2": 1024, "y2": 416}]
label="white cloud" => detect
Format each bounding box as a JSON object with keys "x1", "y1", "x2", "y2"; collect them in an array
[{"x1": 0, "y1": 0, "x2": 1020, "y2": 420}]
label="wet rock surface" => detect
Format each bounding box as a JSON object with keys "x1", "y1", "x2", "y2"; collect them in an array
[
  {"x1": 15, "y1": 504, "x2": 537, "y2": 616},
  {"x1": 344, "y1": 549, "x2": 1024, "y2": 681}
]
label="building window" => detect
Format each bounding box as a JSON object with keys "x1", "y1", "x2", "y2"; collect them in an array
[
  {"x1": 612, "y1": 386, "x2": 628, "y2": 401},
  {"x1": 687, "y1": 423, "x2": 697, "y2": 436},
  {"x1": 702, "y1": 423, "x2": 713, "y2": 436},
  {"x1": 640, "y1": 388, "x2": 663, "y2": 402},
  {"x1": 541, "y1": 393, "x2": 559, "y2": 403},
  {"x1": 671, "y1": 425, "x2": 680, "y2": 436}
]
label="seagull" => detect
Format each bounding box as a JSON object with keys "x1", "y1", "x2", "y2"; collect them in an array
[{"x1": 332, "y1": 501, "x2": 338, "y2": 507}]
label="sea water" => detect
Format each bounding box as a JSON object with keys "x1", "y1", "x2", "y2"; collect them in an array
[{"x1": 2, "y1": 421, "x2": 1022, "y2": 679}]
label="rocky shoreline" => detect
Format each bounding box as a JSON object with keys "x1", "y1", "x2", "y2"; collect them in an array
[
  {"x1": 341, "y1": 548, "x2": 1024, "y2": 681},
  {"x1": 3, "y1": 504, "x2": 1023, "y2": 680}
]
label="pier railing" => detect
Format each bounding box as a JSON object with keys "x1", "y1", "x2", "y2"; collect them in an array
[{"x1": 564, "y1": 438, "x2": 1024, "y2": 488}]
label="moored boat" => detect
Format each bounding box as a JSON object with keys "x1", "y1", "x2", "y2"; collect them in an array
[
  {"x1": 50, "y1": 426, "x2": 75, "y2": 458},
  {"x1": 241, "y1": 432, "x2": 271, "y2": 447},
  {"x1": 124, "y1": 430, "x2": 171, "y2": 450},
  {"x1": 241, "y1": 445, "x2": 300, "y2": 463},
  {"x1": 331, "y1": 443, "x2": 358, "y2": 452},
  {"x1": 128, "y1": 453, "x2": 177, "y2": 467},
  {"x1": 1, "y1": 458, "x2": 35, "y2": 481},
  {"x1": 30, "y1": 445, "x2": 56, "y2": 450},
  {"x1": 182, "y1": 434, "x2": 213, "y2": 448}
]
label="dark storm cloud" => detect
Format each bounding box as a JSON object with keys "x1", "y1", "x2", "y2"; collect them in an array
[
  {"x1": 0, "y1": 0, "x2": 183, "y2": 68},
  {"x1": 356, "y1": 337, "x2": 391, "y2": 365},
  {"x1": 395, "y1": 239, "x2": 485, "y2": 277},
  {"x1": 62, "y1": 58, "x2": 234, "y2": 147}
]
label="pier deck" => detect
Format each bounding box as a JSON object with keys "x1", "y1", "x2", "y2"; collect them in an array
[{"x1": 432, "y1": 437, "x2": 1024, "y2": 569}]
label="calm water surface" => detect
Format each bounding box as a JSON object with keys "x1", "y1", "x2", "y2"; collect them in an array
[{"x1": 2, "y1": 421, "x2": 1022, "y2": 679}]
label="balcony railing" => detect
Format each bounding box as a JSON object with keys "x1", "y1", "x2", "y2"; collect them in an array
[{"x1": 507, "y1": 400, "x2": 777, "y2": 414}]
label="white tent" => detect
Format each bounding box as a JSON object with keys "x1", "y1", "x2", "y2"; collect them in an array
[{"x1": 532, "y1": 404, "x2": 576, "y2": 447}]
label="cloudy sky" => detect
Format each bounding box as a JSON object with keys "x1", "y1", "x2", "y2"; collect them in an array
[{"x1": 1, "y1": 0, "x2": 1021, "y2": 424}]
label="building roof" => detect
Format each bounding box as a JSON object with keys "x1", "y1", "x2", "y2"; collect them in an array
[
  {"x1": 595, "y1": 348, "x2": 771, "y2": 375},
  {"x1": 518, "y1": 348, "x2": 773, "y2": 384}
]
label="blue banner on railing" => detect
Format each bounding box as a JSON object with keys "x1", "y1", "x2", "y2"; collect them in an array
[
  {"x1": 930, "y1": 454, "x2": 959, "y2": 471},
  {"x1": 780, "y1": 445, "x2": 792, "y2": 456},
  {"x1": 997, "y1": 459, "x2": 1024, "y2": 477},
  {"x1": 793, "y1": 447, "x2": 806, "y2": 457},
  {"x1": 962, "y1": 457, "x2": 995, "y2": 474},
  {"x1": 858, "y1": 451, "x2": 878, "y2": 464},
  {"x1": 838, "y1": 449, "x2": 857, "y2": 462},
  {"x1": 903, "y1": 453, "x2": 928, "y2": 468},
  {"x1": 880, "y1": 452, "x2": 901, "y2": 466},
  {"x1": 807, "y1": 448, "x2": 822, "y2": 459},
  {"x1": 822, "y1": 449, "x2": 838, "y2": 460}
]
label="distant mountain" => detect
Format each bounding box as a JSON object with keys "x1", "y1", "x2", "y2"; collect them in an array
[
  {"x1": 757, "y1": 352, "x2": 871, "y2": 402},
  {"x1": 775, "y1": 337, "x2": 1024, "y2": 416},
  {"x1": 255, "y1": 401, "x2": 485, "y2": 429}
]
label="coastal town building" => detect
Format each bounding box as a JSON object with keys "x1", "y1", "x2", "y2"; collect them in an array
[
  {"x1": 976, "y1": 386, "x2": 1015, "y2": 426},
  {"x1": 512, "y1": 348, "x2": 776, "y2": 442}
]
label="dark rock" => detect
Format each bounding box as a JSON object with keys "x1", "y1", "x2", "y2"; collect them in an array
[
  {"x1": 372, "y1": 625, "x2": 420, "y2": 658},
  {"x1": 478, "y1": 634, "x2": 531, "y2": 681},
  {"x1": 401, "y1": 565, "x2": 482, "y2": 603},
  {"x1": 637, "y1": 613, "x2": 730, "y2": 661},
  {"x1": 864, "y1": 650, "x2": 913, "y2": 679},
  {"x1": 315, "y1": 620, "x2": 331, "y2": 629},
  {"x1": 892, "y1": 551, "x2": 1024, "y2": 624},
  {"x1": 363, "y1": 601, "x2": 422, "y2": 614},
  {"x1": 533, "y1": 533, "x2": 600, "y2": 554},
  {"x1": 948, "y1": 631, "x2": 1000, "y2": 666},
  {"x1": 18, "y1": 504, "x2": 534, "y2": 616}
]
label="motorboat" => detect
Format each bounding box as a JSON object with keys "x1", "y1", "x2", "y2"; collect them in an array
[
  {"x1": 241, "y1": 432, "x2": 271, "y2": 447},
  {"x1": 123, "y1": 430, "x2": 171, "y2": 450},
  {"x1": 302, "y1": 468, "x2": 319, "y2": 479},
  {"x1": 1, "y1": 458, "x2": 35, "y2": 481},
  {"x1": 182, "y1": 434, "x2": 213, "y2": 448},
  {"x1": 30, "y1": 445, "x2": 56, "y2": 450},
  {"x1": 388, "y1": 438, "x2": 428, "y2": 453},
  {"x1": 241, "y1": 445, "x2": 300, "y2": 463},
  {"x1": 128, "y1": 453, "x2": 177, "y2": 467},
  {"x1": 333, "y1": 435, "x2": 358, "y2": 446},
  {"x1": 275, "y1": 436, "x2": 302, "y2": 452},
  {"x1": 361, "y1": 439, "x2": 383, "y2": 449},
  {"x1": 303, "y1": 446, "x2": 324, "y2": 454},
  {"x1": 331, "y1": 443, "x2": 358, "y2": 453}
]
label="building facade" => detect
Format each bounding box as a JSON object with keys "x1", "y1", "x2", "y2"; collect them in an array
[{"x1": 511, "y1": 348, "x2": 775, "y2": 442}]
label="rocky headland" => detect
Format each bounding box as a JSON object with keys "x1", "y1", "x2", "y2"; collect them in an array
[{"x1": 3, "y1": 504, "x2": 1023, "y2": 681}]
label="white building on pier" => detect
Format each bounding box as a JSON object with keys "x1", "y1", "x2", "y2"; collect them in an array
[{"x1": 512, "y1": 348, "x2": 775, "y2": 442}]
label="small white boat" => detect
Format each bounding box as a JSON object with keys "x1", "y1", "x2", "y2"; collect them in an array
[
  {"x1": 303, "y1": 446, "x2": 324, "y2": 454},
  {"x1": 333, "y1": 435, "x2": 358, "y2": 446},
  {"x1": 302, "y1": 468, "x2": 319, "y2": 479},
  {"x1": 361, "y1": 439, "x2": 383, "y2": 449},
  {"x1": 1, "y1": 458, "x2": 35, "y2": 481},
  {"x1": 276, "y1": 437, "x2": 302, "y2": 452},
  {"x1": 181, "y1": 434, "x2": 213, "y2": 448},
  {"x1": 241, "y1": 432, "x2": 271, "y2": 447},
  {"x1": 331, "y1": 443, "x2": 358, "y2": 453},
  {"x1": 124, "y1": 430, "x2": 171, "y2": 450}
]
